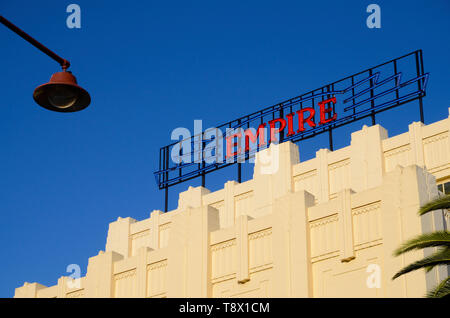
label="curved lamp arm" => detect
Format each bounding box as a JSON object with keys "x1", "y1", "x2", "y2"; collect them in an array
[{"x1": 0, "y1": 15, "x2": 70, "y2": 70}]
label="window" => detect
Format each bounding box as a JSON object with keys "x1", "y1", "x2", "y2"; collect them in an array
[
  {"x1": 437, "y1": 181, "x2": 450, "y2": 194},
  {"x1": 436, "y1": 181, "x2": 450, "y2": 231}
]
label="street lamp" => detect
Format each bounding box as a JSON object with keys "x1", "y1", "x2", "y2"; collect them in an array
[{"x1": 0, "y1": 15, "x2": 91, "y2": 112}]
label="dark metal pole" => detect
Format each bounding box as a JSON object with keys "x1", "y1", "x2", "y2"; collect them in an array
[
  {"x1": 201, "y1": 139, "x2": 206, "y2": 187},
  {"x1": 237, "y1": 118, "x2": 242, "y2": 183},
  {"x1": 416, "y1": 50, "x2": 425, "y2": 123},
  {"x1": 326, "y1": 84, "x2": 334, "y2": 151},
  {"x1": 329, "y1": 129, "x2": 333, "y2": 151},
  {"x1": 164, "y1": 187, "x2": 168, "y2": 212},
  {"x1": 238, "y1": 163, "x2": 242, "y2": 183},
  {"x1": 201, "y1": 162, "x2": 205, "y2": 187},
  {"x1": 0, "y1": 15, "x2": 70, "y2": 69},
  {"x1": 279, "y1": 107, "x2": 284, "y2": 142},
  {"x1": 419, "y1": 98, "x2": 424, "y2": 123},
  {"x1": 393, "y1": 60, "x2": 400, "y2": 102},
  {"x1": 369, "y1": 69, "x2": 376, "y2": 125},
  {"x1": 164, "y1": 147, "x2": 169, "y2": 212}
]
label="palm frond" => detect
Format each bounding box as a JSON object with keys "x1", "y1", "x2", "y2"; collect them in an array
[
  {"x1": 393, "y1": 231, "x2": 450, "y2": 256},
  {"x1": 426, "y1": 276, "x2": 450, "y2": 298},
  {"x1": 419, "y1": 194, "x2": 450, "y2": 216},
  {"x1": 392, "y1": 248, "x2": 450, "y2": 280}
]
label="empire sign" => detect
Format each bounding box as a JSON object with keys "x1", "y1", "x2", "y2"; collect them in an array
[{"x1": 155, "y1": 50, "x2": 429, "y2": 210}]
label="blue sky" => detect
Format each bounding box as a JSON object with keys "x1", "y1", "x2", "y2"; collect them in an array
[{"x1": 0, "y1": 0, "x2": 449, "y2": 297}]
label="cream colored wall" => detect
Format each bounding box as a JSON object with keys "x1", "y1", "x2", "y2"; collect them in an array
[{"x1": 15, "y1": 109, "x2": 450, "y2": 298}]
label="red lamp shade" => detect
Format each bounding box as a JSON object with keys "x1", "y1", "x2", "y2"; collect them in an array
[{"x1": 33, "y1": 71, "x2": 91, "y2": 112}]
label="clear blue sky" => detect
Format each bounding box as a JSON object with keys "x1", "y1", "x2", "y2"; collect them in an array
[{"x1": 0, "y1": 0, "x2": 449, "y2": 297}]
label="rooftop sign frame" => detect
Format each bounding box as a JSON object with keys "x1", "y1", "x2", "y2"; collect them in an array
[{"x1": 155, "y1": 50, "x2": 429, "y2": 211}]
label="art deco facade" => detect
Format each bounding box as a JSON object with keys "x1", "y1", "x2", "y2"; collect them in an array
[{"x1": 15, "y1": 110, "x2": 450, "y2": 298}]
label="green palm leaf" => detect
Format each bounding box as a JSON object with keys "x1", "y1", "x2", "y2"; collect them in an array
[
  {"x1": 393, "y1": 231, "x2": 450, "y2": 256},
  {"x1": 392, "y1": 247, "x2": 450, "y2": 279},
  {"x1": 426, "y1": 276, "x2": 450, "y2": 298},
  {"x1": 393, "y1": 194, "x2": 450, "y2": 297},
  {"x1": 418, "y1": 194, "x2": 450, "y2": 216}
]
